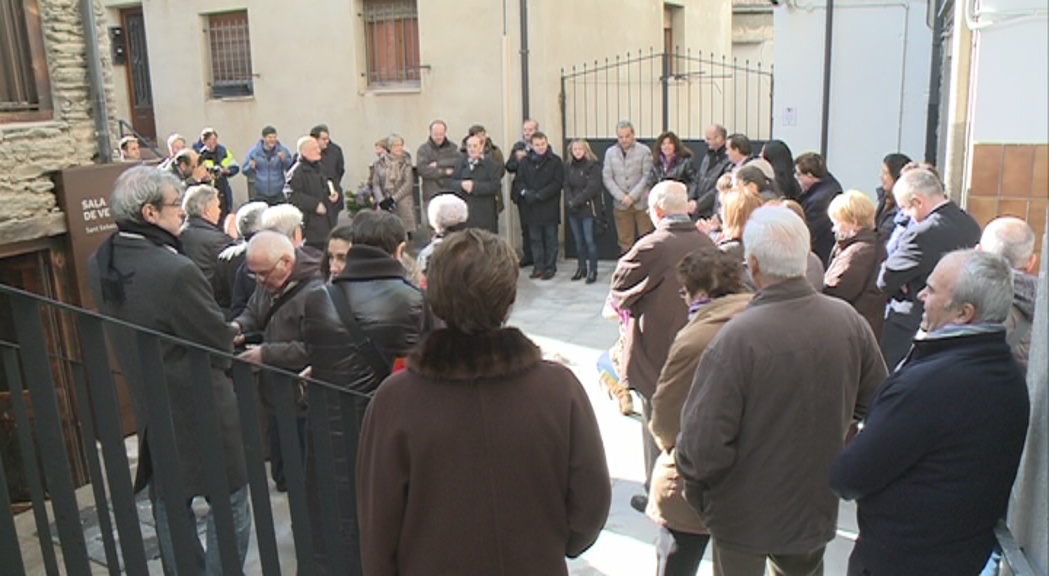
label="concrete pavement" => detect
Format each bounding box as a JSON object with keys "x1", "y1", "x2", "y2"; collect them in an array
[{"x1": 508, "y1": 264, "x2": 860, "y2": 575}]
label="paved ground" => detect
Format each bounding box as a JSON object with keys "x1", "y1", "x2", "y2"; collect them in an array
[
  {"x1": 15, "y1": 259, "x2": 861, "y2": 575},
  {"x1": 509, "y1": 263, "x2": 860, "y2": 575}
]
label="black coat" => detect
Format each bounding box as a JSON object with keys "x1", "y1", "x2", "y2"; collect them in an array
[
  {"x1": 285, "y1": 159, "x2": 337, "y2": 247},
  {"x1": 875, "y1": 186, "x2": 898, "y2": 244},
  {"x1": 216, "y1": 242, "x2": 247, "y2": 320},
  {"x1": 695, "y1": 146, "x2": 733, "y2": 217},
  {"x1": 180, "y1": 216, "x2": 233, "y2": 306},
  {"x1": 830, "y1": 329, "x2": 1029, "y2": 575},
  {"x1": 449, "y1": 156, "x2": 501, "y2": 233},
  {"x1": 321, "y1": 141, "x2": 346, "y2": 192},
  {"x1": 514, "y1": 151, "x2": 564, "y2": 226},
  {"x1": 648, "y1": 154, "x2": 700, "y2": 206},
  {"x1": 877, "y1": 201, "x2": 981, "y2": 336},
  {"x1": 800, "y1": 174, "x2": 843, "y2": 266},
  {"x1": 302, "y1": 244, "x2": 432, "y2": 572},
  {"x1": 563, "y1": 158, "x2": 602, "y2": 217},
  {"x1": 88, "y1": 234, "x2": 247, "y2": 498}
]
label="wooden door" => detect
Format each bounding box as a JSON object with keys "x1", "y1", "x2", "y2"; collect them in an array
[{"x1": 121, "y1": 7, "x2": 156, "y2": 143}]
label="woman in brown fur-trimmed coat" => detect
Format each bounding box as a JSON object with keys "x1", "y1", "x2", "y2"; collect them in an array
[{"x1": 356, "y1": 229, "x2": 611, "y2": 576}]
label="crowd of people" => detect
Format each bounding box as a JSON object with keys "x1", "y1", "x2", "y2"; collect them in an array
[{"x1": 86, "y1": 112, "x2": 1040, "y2": 576}]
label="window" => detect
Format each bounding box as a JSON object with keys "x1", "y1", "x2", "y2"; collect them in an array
[
  {"x1": 363, "y1": 0, "x2": 421, "y2": 87},
  {"x1": 205, "y1": 11, "x2": 253, "y2": 98},
  {"x1": 0, "y1": 0, "x2": 52, "y2": 122}
]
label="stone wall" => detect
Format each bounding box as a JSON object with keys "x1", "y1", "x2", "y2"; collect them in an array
[{"x1": 0, "y1": 0, "x2": 118, "y2": 246}]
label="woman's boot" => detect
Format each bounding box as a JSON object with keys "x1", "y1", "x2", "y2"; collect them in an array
[
  {"x1": 571, "y1": 265, "x2": 586, "y2": 281},
  {"x1": 585, "y1": 264, "x2": 597, "y2": 284}
]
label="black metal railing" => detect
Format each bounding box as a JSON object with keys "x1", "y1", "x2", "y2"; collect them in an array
[
  {"x1": 117, "y1": 119, "x2": 162, "y2": 159},
  {"x1": 0, "y1": 282, "x2": 372, "y2": 575},
  {"x1": 560, "y1": 47, "x2": 774, "y2": 142}
]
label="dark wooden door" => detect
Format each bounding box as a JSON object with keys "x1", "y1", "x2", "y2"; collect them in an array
[{"x1": 121, "y1": 8, "x2": 156, "y2": 143}]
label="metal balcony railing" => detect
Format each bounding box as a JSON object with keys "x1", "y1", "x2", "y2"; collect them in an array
[{"x1": 0, "y1": 282, "x2": 373, "y2": 574}]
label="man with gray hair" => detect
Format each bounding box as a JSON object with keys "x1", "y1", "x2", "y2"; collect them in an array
[
  {"x1": 218, "y1": 201, "x2": 270, "y2": 320},
  {"x1": 831, "y1": 249, "x2": 1029, "y2": 576},
  {"x1": 610, "y1": 180, "x2": 713, "y2": 513},
  {"x1": 87, "y1": 167, "x2": 250, "y2": 573},
  {"x1": 286, "y1": 135, "x2": 338, "y2": 251},
  {"x1": 180, "y1": 185, "x2": 234, "y2": 304},
  {"x1": 980, "y1": 216, "x2": 1039, "y2": 370},
  {"x1": 677, "y1": 205, "x2": 886, "y2": 575},
  {"x1": 877, "y1": 166, "x2": 981, "y2": 369},
  {"x1": 231, "y1": 230, "x2": 323, "y2": 493},
  {"x1": 261, "y1": 203, "x2": 306, "y2": 248},
  {"x1": 603, "y1": 120, "x2": 654, "y2": 254}
]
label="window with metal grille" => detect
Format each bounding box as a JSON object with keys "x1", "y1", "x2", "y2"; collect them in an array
[
  {"x1": 363, "y1": 0, "x2": 421, "y2": 87},
  {"x1": 205, "y1": 11, "x2": 254, "y2": 98},
  {"x1": 0, "y1": 0, "x2": 52, "y2": 122}
]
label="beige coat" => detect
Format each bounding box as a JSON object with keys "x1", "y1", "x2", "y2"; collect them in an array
[
  {"x1": 676, "y1": 278, "x2": 887, "y2": 554},
  {"x1": 646, "y1": 293, "x2": 752, "y2": 534}
]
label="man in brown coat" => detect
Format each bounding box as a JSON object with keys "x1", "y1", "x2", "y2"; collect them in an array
[
  {"x1": 610, "y1": 180, "x2": 715, "y2": 512},
  {"x1": 676, "y1": 205, "x2": 887, "y2": 576}
]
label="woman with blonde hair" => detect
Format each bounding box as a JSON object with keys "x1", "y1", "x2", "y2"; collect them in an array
[
  {"x1": 371, "y1": 133, "x2": 417, "y2": 235},
  {"x1": 564, "y1": 139, "x2": 603, "y2": 283},
  {"x1": 824, "y1": 190, "x2": 887, "y2": 338},
  {"x1": 714, "y1": 188, "x2": 764, "y2": 264}
]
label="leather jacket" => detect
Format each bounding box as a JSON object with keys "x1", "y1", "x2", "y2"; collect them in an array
[{"x1": 648, "y1": 154, "x2": 700, "y2": 204}]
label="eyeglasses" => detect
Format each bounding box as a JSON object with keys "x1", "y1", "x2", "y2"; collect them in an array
[{"x1": 252, "y1": 260, "x2": 282, "y2": 282}]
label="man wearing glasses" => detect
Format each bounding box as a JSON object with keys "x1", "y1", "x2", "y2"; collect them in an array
[{"x1": 88, "y1": 167, "x2": 251, "y2": 574}]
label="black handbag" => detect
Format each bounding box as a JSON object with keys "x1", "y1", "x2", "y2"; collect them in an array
[
  {"x1": 378, "y1": 196, "x2": 396, "y2": 213},
  {"x1": 591, "y1": 197, "x2": 609, "y2": 237}
]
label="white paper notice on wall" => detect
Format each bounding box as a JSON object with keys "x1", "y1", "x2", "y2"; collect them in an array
[{"x1": 783, "y1": 107, "x2": 798, "y2": 127}]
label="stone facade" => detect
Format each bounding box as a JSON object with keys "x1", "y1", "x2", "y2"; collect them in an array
[{"x1": 0, "y1": 0, "x2": 118, "y2": 246}]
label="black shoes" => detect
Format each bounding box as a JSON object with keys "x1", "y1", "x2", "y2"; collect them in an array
[
  {"x1": 629, "y1": 494, "x2": 648, "y2": 513},
  {"x1": 529, "y1": 269, "x2": 542, "y2": 279},
  {"x1": 571, "y1": 267, "x2": 586, "y2": 281},
  {"x1": 541, "y1": 271, "x2": 555, "y2": 280},
  {"x1": 586, "y1": 269, "x2": 597, "y2": 284}
]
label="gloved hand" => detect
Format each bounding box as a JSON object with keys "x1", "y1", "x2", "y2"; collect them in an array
[{"x1": 524, "y1": 190, "x2": 538, "y2": 205}]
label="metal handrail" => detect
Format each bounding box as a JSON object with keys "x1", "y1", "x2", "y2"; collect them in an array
[
  {"x1": 0, "y1": 282, "x2": 370, "y2": 399},
  {"x1": 116, "y1": 119, "x2": 163, "y2": 159},
  {"x1": 995, "y1": 519, "x2": 1039, "y2": 576}
]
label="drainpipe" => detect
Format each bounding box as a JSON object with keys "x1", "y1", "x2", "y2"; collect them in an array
[
  {"x1": 820, "y1": 0, "x2": 834, "y2": 159},
  {"x1": 520, "y1": 0, "x2": 530, "y2": 120},
  {"x1": 925, "y1": 0, "x2": 945, "y2": 164},
  {"x1": 79, "y1": 0, "x2": 113, "y2": 163}
]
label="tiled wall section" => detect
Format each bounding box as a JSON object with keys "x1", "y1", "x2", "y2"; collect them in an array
[{"x1": 968, "y1": 143, "x2": 1048, "y2": 259}]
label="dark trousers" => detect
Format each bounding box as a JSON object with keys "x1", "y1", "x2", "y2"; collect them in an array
[
  {"x1": 846, "y1": 551, "x2": 871, "y2": 576},
  {"x1": 528, "y1": 223, "x2": 559, "y2": 274},
  {"x1": 519, "y1": 212, "x2": 533, "y2": 263},
  {"x1": 657, "y1": 526, "x2": 711, "y2": 576},
  {"x1": 568, "y1": 214, "x2": 598, "y2": 271},
  {"x1": 640, "y1": 394, "x2": 659, "y2": 491},
  {"x1": 269, "y1": 413, "x2": 306, "y2": 486},
  {"x1": 879, "y1": 319, "x2": 916, "y2": 372}
]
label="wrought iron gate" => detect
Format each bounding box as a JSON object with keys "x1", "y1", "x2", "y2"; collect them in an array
[
  {"x1": 559, "y1": 48, "x2": 774, "y2": 142},
  {"x1": 558, "y1": 49, "x2": 774, "y2": 260}
]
